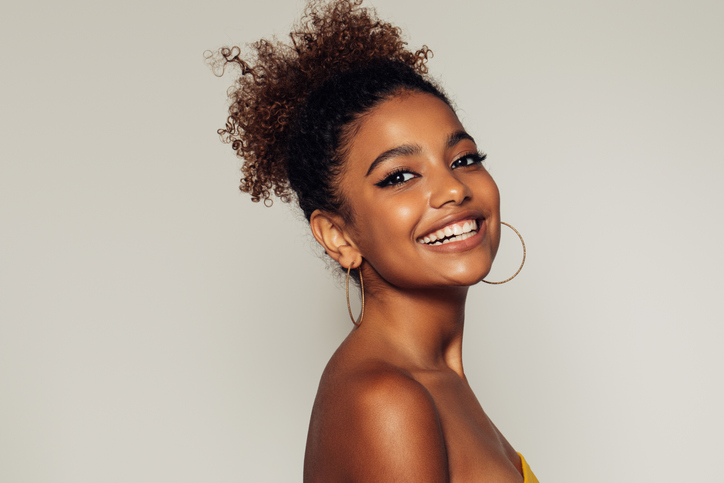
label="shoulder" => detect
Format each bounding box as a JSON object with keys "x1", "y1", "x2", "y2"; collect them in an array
[
  {"x1": 350, "y1": 365, "x2": 449, "y2": 466},
  {"x1": 349, "y1": 363, "x2": 440, "y2": 427},
  {"x1": 306, "y1": 362, "x2": 449, "y2": 482}
]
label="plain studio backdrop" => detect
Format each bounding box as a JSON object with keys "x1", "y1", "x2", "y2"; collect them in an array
[{"x1": 1, "y1": 0, "x2": 722, "y2": 481}]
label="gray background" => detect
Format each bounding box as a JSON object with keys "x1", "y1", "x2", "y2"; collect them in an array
[{"x1": 1, "y1": 0, "x2": 722, "y2": 481}]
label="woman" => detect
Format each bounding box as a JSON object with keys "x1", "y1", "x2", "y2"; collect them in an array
[{"x1": 211, "y1": 1, "x2": 537, "y2": 481}]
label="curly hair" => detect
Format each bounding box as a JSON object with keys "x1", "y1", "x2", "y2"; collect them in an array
[{"x1": 209, "y1": 0, "x2": 450, "y2": 220}]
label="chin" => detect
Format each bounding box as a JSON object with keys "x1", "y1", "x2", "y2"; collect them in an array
[{"x1": 439, "y1": 261, "x2": 494, "y2": 287}]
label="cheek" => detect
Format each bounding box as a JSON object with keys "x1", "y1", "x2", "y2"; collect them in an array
[
  {"x1": 490, "y1": 222, "x2": 502, "y2": 260},
  {"x1": 481, "y1": 172, "x2": 501, "y2": 206},
  {"x1": 385, "y1": 199, "x2": 418, "y2": 229},
  {"x1": 484, "y1": 177, "x2": 502, "y2": 258},
  {"x1": 365, "y1": 196, "x2": 419, "y2": 248},
  {"x1": 478, "y1": 173, "x2": 501, "y2": 219},
  {"x1": 353, "y1": 193, "x2": 422, "y2": 266}
]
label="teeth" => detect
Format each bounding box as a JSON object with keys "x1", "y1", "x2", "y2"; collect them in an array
[
  {"x1": 440, "y1": 232, "x2": 475, "y2": 244},
  {"x1": 418, "y1": 219, "x2": 480, "y2": 245}
]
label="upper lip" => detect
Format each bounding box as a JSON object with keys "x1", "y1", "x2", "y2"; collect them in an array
[{"x1": 416, "y1": 210, "x2": 485, "y2": 240}]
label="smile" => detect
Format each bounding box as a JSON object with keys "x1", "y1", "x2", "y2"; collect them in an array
[{"x1": 417, "y1": 219, "x2": 479, "y2": 246}]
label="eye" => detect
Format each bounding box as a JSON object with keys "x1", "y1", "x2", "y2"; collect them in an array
[
  {"x1": 451, "y1": 151, "x2": 487, "y2": 169},
  {"x1": 375, "y1": 169, "x2": 417, "y2": 187}
]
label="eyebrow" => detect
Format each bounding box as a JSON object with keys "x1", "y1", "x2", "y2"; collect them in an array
[
  {"x1": 364, "y1": 130, "x2": 477, "y2": 177},
  {"x1": 365, "y1": 144, "x2": 421, "y2": 177},
  {"x1": 447, "y1": 130, "x2": 476, "y2": 149}
]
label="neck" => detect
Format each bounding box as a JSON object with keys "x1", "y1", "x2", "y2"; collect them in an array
[{"x1": 355, "y1": 282, "x2": 469, "y2": 377}]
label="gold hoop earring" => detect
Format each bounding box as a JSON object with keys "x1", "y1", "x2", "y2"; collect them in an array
[
  {"x1": 483, "y1": 221, "x2": 526, "y2": 285},
  {"x1": 346, "y1": 264, "x2": 365, "y2": 326}
]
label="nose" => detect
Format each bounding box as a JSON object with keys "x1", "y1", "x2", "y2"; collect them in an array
[{"x1": 429, "y1": 168, "x2": 471, "y2": 208}]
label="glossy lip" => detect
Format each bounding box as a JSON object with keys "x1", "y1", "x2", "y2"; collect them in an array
[{"x1": 416, "y1": 211, "x2": 487, "y2": 253}]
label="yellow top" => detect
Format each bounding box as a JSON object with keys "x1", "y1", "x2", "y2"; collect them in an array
[{"x1": 518, "y1": 453, "x2": 540, "y2": 483}]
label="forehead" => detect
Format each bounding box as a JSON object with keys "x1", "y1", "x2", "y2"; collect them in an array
[{"x1": 345, "y1": 92, "x2": 465, "y2": 166}]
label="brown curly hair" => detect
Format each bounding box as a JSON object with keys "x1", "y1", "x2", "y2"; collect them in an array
[{"x1": 209, "y1": 0, "x2": 449, "y2": 219}]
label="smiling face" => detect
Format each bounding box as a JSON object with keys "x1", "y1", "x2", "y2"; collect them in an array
[{"x1": 333, "y1": 91, "x2": 501, "y2": 290}]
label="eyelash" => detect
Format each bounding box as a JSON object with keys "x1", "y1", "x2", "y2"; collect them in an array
[
  {"x1": 374, "y1": 151, "x2": 487, "y2": 188},
  {"x1": 375, "y1": 167, "x2": 416, "y2": 187},
  {"x1": 452, "y1": 151, "x2": 487, "y2": 168}
]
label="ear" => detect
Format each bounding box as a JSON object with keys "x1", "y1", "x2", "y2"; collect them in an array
[{"x1": 309, "y1": 209, "x2": 362, "y2": 270}]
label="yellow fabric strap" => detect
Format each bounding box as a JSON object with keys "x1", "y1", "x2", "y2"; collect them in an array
[{"x1": 518, "y1": 453, "x2": 540, "y2": 483}]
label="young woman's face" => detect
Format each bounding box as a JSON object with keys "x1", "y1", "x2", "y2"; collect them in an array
[{"x1": 339, "y1": 91, "x2": 501, "y2": 289}]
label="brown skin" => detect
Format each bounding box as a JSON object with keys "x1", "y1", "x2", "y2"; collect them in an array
[{"x1": 305, "y1": 92, "x2": 523, "y2": 482}]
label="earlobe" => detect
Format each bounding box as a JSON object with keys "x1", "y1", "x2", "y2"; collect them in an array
[{"x1": 309, "y1": 210, "x2": 362, "y2": 269}]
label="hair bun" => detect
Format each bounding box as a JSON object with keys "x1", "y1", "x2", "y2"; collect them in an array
[{"x1": 208, "y1": 0, "x2": 433, "y2": 207}]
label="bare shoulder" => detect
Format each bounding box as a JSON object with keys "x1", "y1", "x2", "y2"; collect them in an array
[
  {"x1": 347, "y1": 362, "x2": 442, "y2": 431},
  {"x1": 305, "y1": 360, "x2": 449, "y2": 482}
]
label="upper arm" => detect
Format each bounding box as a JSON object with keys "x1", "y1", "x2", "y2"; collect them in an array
[{"x1": 336, "y1": 370, "x2": 449, "y2": 482}]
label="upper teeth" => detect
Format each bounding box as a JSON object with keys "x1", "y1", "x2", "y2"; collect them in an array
[{"x1": 418, "y1": 220, "x2": 478, "y2": 245}]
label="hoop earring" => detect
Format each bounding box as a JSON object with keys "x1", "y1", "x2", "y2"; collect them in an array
[
  {"x1": 346, "y1": 264, "x2": 365, "y2": 326},
  {"x1": 483, "y1": 221, "x2": 526, "y2": 285}
]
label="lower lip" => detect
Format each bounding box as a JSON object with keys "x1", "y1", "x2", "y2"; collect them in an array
[{"x1": 419, "y1": 219, "x2": 486, "y2": 253}]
